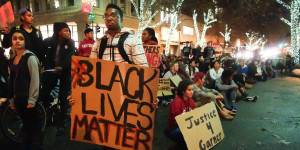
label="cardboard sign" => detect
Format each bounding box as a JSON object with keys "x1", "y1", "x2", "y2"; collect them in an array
[
  {"x1": 81, "y1": 0, "x2": 91, "y2": 13},
  {"x1": 0, "y1": 0, "x2": 15, "y2": 25},
  {"x1": 157, "y1": 78, "x2": 172, "y2": 96},
  {"x1": 169, "y1": 75, "x2": 182, "y2": 87},
  {"x1": 175, "y1": 102, "x2": 224, "y2": 150},
  {"x1": 70, "y1": 56, "x2": 160, "y2": 150},
  {"x1": 143, "y1": 45, "x2": 162, "y2": 68}
]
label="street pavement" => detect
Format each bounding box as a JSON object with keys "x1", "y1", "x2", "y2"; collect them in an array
[{"x1": 0, "y1": 75, "x2": 300, "y2": 150}]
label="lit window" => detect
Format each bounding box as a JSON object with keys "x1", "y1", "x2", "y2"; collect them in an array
[
  {"x1": 54, "y1": 0, "x2": 60, "y2": 8},
  {"x1": 183, "y1": 26, "x2": 193, "y2": 35}
]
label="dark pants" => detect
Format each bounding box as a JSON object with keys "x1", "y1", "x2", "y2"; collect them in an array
[
  {"x1": 220, "y1": 89, "x2": 237, "y2": 109},
  {"x1": 39, "y1": 71, "x2": 70, "y2": 127},
  {"x1": 14, "y1": 97, "x2": 43, "y2": 150},
  {"x1": 164, "y1": 128, "x2": 187, "y2": 150}
]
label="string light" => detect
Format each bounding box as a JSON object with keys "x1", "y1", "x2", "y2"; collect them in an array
[
  {"x1": 276, "y1": 0, "x2": 300, "y2": 64},
  {"x1": 220, "y1": 24, "x2": 231, "y2": 43},
  {"x1": 199, "y1": 9, "x2": 217, "y2": 48}
]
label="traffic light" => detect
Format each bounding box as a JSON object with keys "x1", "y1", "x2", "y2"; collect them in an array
[
  {"x1": 96, "y1": 25, "x2": 100, "y2": 33},
  {"x1": 86, "y1": 23, "x2": 89, "y2": 28}
]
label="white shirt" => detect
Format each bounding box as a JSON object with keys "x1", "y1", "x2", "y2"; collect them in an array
[{"x1": 209, "y1": 68, "x2": 224, "y2": 80}]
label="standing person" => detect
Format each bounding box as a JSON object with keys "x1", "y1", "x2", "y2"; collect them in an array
[
  {"x1": 78, "y1": 28, "x2": 95, "y2": 57},
  {"x1": 215, "y1": 69, "x2": 238, "y2": 112},
  {"x1": 41, "y1": 22, "x2": 75, "y2": 136},
  {"x1": 142, "y1": 27, "x2": 158, "y2": 45},
  {"x1": 165, "y1": 79, "x2": 195, "y2": 150},
  {"x1": 8, "y1": 30, "x2": 42, "y2": 149},
  {"x1": 2, "y1": 8, "x2": 44, "y2": 62},
  {"x1": 203, "y1": 41, "x2": 215, "y2": 61},
  {"x1": 181, "y1": 42, "x2": 191, "y2": 58},
  {"x1": 90, "y1": 4, "x2": 148, "y2": 66}
]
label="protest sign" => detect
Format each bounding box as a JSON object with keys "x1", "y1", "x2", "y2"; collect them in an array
[
  {"x1": 170, "y1": 75, "x2": 182, "y2": 87},
  {"x1": 175, "y1": 102, "x2": 224, "y2": 150},
  {"x1": 70, "y1": 56, "x2": 160, "y2": 150},
  {"x1": 0, "y1": 0, "x2": 15, "y2": 26},
  {"x1": 143, "y1": 45, "x2": 162, "y2": 68},
  {"x1": 157, "y1": 78, "x2": 172, "y2": 96}
]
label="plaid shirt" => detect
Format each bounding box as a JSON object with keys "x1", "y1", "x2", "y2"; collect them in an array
[{"x1": 90, "y1": 28, "x2": 148, "y2": 67}]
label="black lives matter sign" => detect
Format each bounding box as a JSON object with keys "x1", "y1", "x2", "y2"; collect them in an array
[{"x1": 70, "y1": 56, "x2": 159, "y2": 150}]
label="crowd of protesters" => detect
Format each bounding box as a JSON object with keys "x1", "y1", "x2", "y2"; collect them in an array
[{"x1": 0, "y1": 3, "x2": 296, "y2": 150}]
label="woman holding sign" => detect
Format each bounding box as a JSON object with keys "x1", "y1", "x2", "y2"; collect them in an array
[
  {"x1": 142, "y1": 28, "x2": 158, "y2": 45},
  {"x1": 165, "y1": 79, "x2": 195, "y2": 150}
]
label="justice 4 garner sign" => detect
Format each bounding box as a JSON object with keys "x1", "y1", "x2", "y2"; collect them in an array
[{"x1": 70, "y1": 56, "x2": 160, "y2": 150}]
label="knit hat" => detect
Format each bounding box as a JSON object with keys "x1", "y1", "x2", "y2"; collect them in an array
[
  {"x1": 19, "y1": 8, "x2": 31, "y2": 15},
  {"x1": 193, "y1": 72, "x2": 205, "y2": 83},
  {"x1": 53, "y1": 22, "x2": 70, "y2": 38}
]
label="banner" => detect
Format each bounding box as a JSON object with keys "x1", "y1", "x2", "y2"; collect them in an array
[
  {"x1": 82, "y1": 0, "x2": 91, "y2": 13},
  {"x1": 143, "y1": 45, "x2": 162, "y2": 68},
  {"x1": 169, "y1": 75, "x2": 182, "y2": 87},
  {"x1": 175, "y1": 102, "x2": 224, "y2": 150},
  {"x1": 157, "y1": 78, "x2": 172, "y2": 97},
  {"x1": 0, "y1": 0, "x2": 15, "y2": 27},
  {"x1": 70, "y1": 56, "x2": 159, "y2": 150}
]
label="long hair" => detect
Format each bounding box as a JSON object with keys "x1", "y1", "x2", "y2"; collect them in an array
[
  {"x1": 177, "y1": 79, "x2": 193, "y2": 99},
  {"x1": 144, "y1": 27, "x2": 158, "y2": 43},
  {"x1": 221, "y1": 69, "x2": 234, "y2": 84},
  {"x1": 188, "y1": 59, "x2": 196, "y2": 76}
]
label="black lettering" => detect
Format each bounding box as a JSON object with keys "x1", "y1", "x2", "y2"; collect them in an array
[
  {"x1": 213, "y1": 110, "x2": 217, "y2": 117},
  {"x1": 137, "y1": 102, "x2": 154, "y2": 130},
  {"x1": 206, "y1": 122, "x2": 214, "y2": 134},
  {"x1": 194, "y1": 119, "x2": 200, "y2": 126},
  {"x1": 86, "y1": 116, "x2": 104, "y2": 143},
  {"x1": 72, "y1": 115, "x2": 89, "y2": 140},
  {"x1": 185, "y1": 116, "x2": 193, "y2": 129},
  {"x1": 206, "y1": 139, "x2": 212, "y2": 148},
  {"x1": 122, "y1": 127, "x2": 135, "y2": 148},
  {"x1": 135, "y1": 130, "x2": 150, "y2": 150},
  {"x1": 200, "y1": 116, "x2": 204, "y2": 123},
  {"x1": 100, "y1": 93, "x2": 105, "y2": 117},
  {"x1": 199, "y1": 139, "x2": 206, "y2": 150},
  {"x1": 78, "y1": 60, "x2": 93, "y2": 87},
  {"x1": 107, "y1": 94, "x2": 137, "y2": 127},
  {"x1": 204, "y1": 113, "x2": 208, "y2": 121},
  {"x1": 125, "y1": 67, "x2": 141, "y2": 99},
  {"x1": 82, "y1": 93, "x2": 97, "y2": 115},
  {"x1": 96, "y1": 62, "x2": 110, "y2": 90},
  {"x1": 140, "y1": 68, "x2": 158, "y2": 103}
]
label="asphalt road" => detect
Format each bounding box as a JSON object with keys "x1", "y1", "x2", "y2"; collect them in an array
[{"x1": 1, "y1": 75, "x2": 300, "y2": 150}]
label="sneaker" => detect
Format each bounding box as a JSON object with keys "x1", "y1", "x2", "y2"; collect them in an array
[{"x1": 231, "y1": 106, "x2": 237, "y2": 112}]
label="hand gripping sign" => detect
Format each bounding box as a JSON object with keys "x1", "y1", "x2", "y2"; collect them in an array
[
  {"x1": 175, "y1": 102, "x2": 225, "y2": 150},
  {"x1": 70, "y1": 56, "x2": 160, "y2": 150}
]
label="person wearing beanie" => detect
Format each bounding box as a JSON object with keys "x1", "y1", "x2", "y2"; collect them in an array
[
  {"x1": 41, "y1": 22, "x2": 76, "y2": 136},
  {"x1": 78, "y1": 28, "x2": 95, "y2": 57},
  {"x1": 192, "y1": 72, "x2": 235, "y2": 120},
  {"x1": 1, "y1": 8, "x2": 44, "y2": 63}
]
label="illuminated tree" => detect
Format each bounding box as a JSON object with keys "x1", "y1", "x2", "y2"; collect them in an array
[
  {"x1": 245, "y1": 32, "x2": 266, "y2": 50},
  {"x1": 164, "y1": 0, "x2": 185, "y2": 55},
  {"x1": 193, "y1": 10, "x2": 201, "y2": 46},
  {"x1": 276, "y1": 0, "x2": 300, "y2": 64},
  {"x1": 131, "y1": 0, "x2": 167, "y2": 41},
  {"x1": 199, "y1": 9, "x2": 217, "y2": 48}
]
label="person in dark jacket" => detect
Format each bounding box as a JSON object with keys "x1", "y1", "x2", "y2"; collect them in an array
[
  {"x1": 0, "y1": 47, "x2": 8, "y2": 98},
  {"x1": 1, "y1": 8, "x2": 44, "y2": 62},
  {"x1": 40, "y1": 22, "x2": 75, "y2": 136},
  {"x1": 8, "y1": 30, "x2": 42, "y2": 150}
]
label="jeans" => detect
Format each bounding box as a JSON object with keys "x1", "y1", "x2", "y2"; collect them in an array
[
  {"x1": 220, "y1": 89, "x2": 237, "y2": 109},
  {"x1": 14, "y1": 97, "x2": 43, "y2": 150},
  {"x1": 164, "y1": 128, "x2": 188, "y2": 150}
]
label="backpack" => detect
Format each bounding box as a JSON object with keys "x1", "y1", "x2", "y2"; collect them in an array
[{"x1": 98, "y1": 33, "x2": 133, "y2": 64}]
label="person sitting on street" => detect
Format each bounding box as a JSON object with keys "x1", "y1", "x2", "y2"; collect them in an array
[
  {"x1": 165, "y1": 79, "x2": 195, "y2": 150},
  {"x1": 192, "y1": 72, "x2": 235, "y2": 120},
  {"x1": 206, "y1": 60, "x2": 223, "y2": 89},
  {"x1": 237, "y1": 59, "x2": 252, "y2": 89},
  {"x1": 185, "y1": 59, "x2": 199, "y2": 79},
  {"x1": 216, "y1": 69, "x2": 238, "y2": 112}
]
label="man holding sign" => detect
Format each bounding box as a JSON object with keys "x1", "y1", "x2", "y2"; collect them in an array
[{"x1": 90, "y1": 4, "x2": 148, "y2": 66}]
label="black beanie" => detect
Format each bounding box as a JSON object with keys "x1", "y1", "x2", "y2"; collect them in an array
[{"x1": 53, "y1": 22, "x2": 70, "y2": 37}]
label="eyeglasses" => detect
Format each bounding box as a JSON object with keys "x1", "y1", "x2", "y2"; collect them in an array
[{"x1": 102, "y1": 14, "x2": 119, "y2": 20}]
